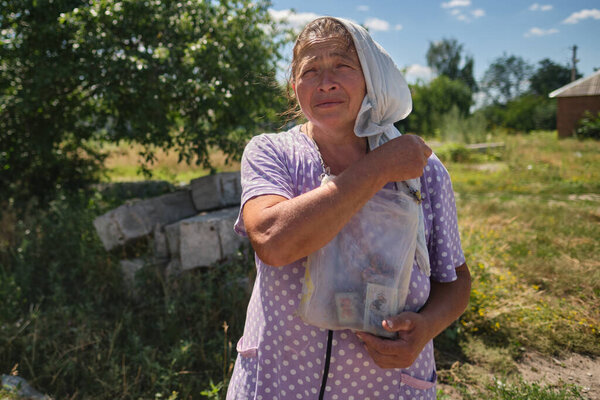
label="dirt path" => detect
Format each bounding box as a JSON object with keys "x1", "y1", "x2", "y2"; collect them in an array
[
  {"x1": 517, "y1": 351, "x2": 599, "y2": 400},
  {"x1": 437, "y1": 351, "x2": 599, "y2": 399}
]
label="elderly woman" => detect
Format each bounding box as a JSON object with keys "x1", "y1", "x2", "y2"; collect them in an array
[{"x1": 227, "y1": 17, "x2": 470, "y2": 400}]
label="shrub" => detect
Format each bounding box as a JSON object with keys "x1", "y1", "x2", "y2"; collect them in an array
[
  {"x1": 575, "y1": 111, "x2": 600, "y2": 139},
  {"x1": 435, "y1": 142, "x2": 473, "y2": 163},
  {"x1": 437, "y1": 106, "x2": 489, "y2": 144},
  {"x1": 401, "y1": 76, "x2": 473, "y2": 135},
  {"x1": 477, "y1": 96, "x2": 556, "y2": 133},
  {"x1": 0, "y1": 191, "x2": 253, "y2": 398}
]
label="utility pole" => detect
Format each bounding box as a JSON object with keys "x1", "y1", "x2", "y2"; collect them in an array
[{"x1": 570, "y1": 45, "x2": 579, "y2": 82}]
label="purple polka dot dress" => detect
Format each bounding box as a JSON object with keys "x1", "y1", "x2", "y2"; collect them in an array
[{"x1": 227, "y1": 126, "x2": 465, "y2": 400}]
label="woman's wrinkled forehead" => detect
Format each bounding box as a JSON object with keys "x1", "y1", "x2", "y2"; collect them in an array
[{"x1": 297, "y1": 37, "x2": 358, "y2": 63}]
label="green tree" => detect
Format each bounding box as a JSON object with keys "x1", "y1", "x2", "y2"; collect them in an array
[
  {"x1": 529, "y1": 58, "x2": 580, "y2": 97},
  {"x1": 478, "y1": 94, "x2": 556, "y2": 132},
  {"x1": 403, "y1": 76, "x2": 473, "y2": 134},
  {"x1": 426, "y1": 38, "x2": 477, "y2": 92},
  {"x1": 480, "y1": 53, "x2": 533, "y2": 104},
  {"x1": 0, "y1": 0, "x2": 285, "y2": 204}
]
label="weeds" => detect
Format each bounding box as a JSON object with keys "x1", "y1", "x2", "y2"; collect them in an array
[
  {"x1": 485, "y1": 378, "x2": 584, "y2": 400},
  {"x1": 1, "y1": 131, "x2": 598, "y2": 399},
  {"x1": 0, "y1": 192, "x2": 253, "y2": 399}
]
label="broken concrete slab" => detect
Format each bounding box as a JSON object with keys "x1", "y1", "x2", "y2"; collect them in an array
[
  {"x1": 166, "y1": 207, "x2": 247, "y2": 270},
  {"x1": 152, "y1": 223, "x2": 169, "y2": 260},
  {"x1": 93, "y1": 189, "x2": 196, "y2": 251},
  {"x1": 165, "y1": 259, "x2": 182, "y2": 277},
  {"x1": 119, "y1": 258, "x2": 145, "y2": 284},
  {"x1": 190, "y1": 172, "x2": 241, "y2": 211},
  {"x1": 164, "y1": 222, "x2": 181, "y2": 259},
  {"x1": 92, "y1": 180, "x2": 175, "y2": 201},
  {"x1": 1, "y1": 374, "x2": 52, "y2": 400}
]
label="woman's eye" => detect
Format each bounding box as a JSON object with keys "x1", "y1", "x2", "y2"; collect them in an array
[{"x1": 302, "y1": 68, "x2": 316, "y2": 77}]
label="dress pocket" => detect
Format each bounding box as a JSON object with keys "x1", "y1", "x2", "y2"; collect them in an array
[
  {"x1": 400, "y1": 370, "x2": 436, "y2": 390},
  {"x1": 236, "y1": 336, "x2": 258, "y2": 358}
]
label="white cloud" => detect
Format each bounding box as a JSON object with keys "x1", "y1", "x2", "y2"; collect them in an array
[
  {"x1": 444, "y1": 3, "x2": 485, "y2": 22},
  {"x1": 404, "y1": 64, "x2": 434, "y2": 83},
  {"x1": 364, "y1": 17, "x2": 390, "y2": 31},
  {"x1": 394, "y1": 24, "x2": 403, "y2": 31},
  {"x1": 269, "y1": 9, "x2": 322, "y2": 30},
  {"x1": 441, "y1": 0, "x2": 471, "y2": 8},
  {"x1": 524, "y1": 27, "x2": 559, "y2": 37},
  {"x1": 357, "y1": 5, "x2": 369, "y2": 12},
  {"x1": 562, "y1": 9, "x2": 600, "y2": 24},
  {"x1": 451, "y1": 10, "x2": 484, "y2": 22},
  {"x1": 530, "y1": 3, "x2": 553, "y2": 12},
  {"x1": 471, "y1": 9, "x2": 485, "y2": 18}
]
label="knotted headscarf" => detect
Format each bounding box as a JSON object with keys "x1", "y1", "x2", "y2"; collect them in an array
[{"x1": 334, "y1": 17, "x2": 430, "y2": 276}]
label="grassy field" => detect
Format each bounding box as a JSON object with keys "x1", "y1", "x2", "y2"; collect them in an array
[
  {"x1": 435, "y1": 131, "x2": 599, "y2": 399},
  {"x1": 1, "y1": 131, "x2": 598, "y2": 399},
  {"x1": 99, "y1": 142, "x2": 240, "y2": 184}
]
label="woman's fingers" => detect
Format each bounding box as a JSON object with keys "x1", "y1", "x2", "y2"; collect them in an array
[
  {"x1": 355, "y1": 331, "x2": 418, "y2": 369},
  {"x1": 373, "y1": 135, "x2": 432, "y2": 182}
]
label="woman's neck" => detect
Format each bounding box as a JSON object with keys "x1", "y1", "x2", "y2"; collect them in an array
[{"x1": 303, "y1": 122, "x2": 367, "y2": 175}]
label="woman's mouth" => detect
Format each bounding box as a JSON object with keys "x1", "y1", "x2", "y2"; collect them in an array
[{"x1": 315, "y1": 99, "x2": 344, "y2": 108}]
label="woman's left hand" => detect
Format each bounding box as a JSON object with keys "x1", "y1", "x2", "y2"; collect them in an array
[
  {"x1": 355, "y1": 264, "x2": 471, "y2": 369},
  {"x1": 355, "y1": 312, "x2": 432, "y2": 369}
]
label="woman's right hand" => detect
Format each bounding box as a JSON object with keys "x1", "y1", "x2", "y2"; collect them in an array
[
  {"x1": 243, "y1": 134, "x2": 432, "y2": 267},
  {"x1": 369, "y1": 135, "x2": 432, "y2": 183}
]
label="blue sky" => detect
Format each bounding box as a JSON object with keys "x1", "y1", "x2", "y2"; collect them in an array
[{"x1": 268, "y1": 0, "x2": 600, "y2": 84}]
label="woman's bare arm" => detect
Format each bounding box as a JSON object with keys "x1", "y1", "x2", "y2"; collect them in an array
[{"x1": 243, "y1": 135, "x2": 431, "y2": 266}]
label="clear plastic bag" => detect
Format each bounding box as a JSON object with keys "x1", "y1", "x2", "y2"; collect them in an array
[{"x1": 297, "y1": 186, "x2": 421, "y2": 338}]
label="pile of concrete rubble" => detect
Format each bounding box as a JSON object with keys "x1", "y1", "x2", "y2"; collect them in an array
[{"x1": 93, "y1": 172, "x2": 248, "y2": 280}]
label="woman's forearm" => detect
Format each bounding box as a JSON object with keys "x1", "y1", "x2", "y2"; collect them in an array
[
  {"x1": 420, "y1": 263, "x2": 471, "y2": 340},
  {"x1": 243, "y1": 153, "x2": 387, "y2": 266},
  {"x1": 243, "y1": 135, "x2": 432, "y2": 266}
]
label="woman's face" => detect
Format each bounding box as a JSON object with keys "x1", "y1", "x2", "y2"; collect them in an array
[{"x1": 294, "y1": 38, "x2": 366, "y2": 135}]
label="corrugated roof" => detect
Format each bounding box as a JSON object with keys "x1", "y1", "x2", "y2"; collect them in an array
[{"x1": 549, "y1": 69, "x2": 600, "y2": 98}]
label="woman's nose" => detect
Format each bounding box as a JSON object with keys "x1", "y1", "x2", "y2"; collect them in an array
[{"x1": 318, "y1": 70, "x2": 338, "y2": 92}]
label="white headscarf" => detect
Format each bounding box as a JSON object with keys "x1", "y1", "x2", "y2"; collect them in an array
[
  {"x1": 333, "y1": 18, "x2": 411, "y2": 150},
  {"x1": 334, "y1": 17, "x2": 430, "y2": 277}
]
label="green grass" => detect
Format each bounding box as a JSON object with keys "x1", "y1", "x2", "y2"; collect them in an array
[
  {"x1": 1, "y1": 130, "x2": 598, "y2": 399},
  {"x1": 0, "y1": 191, "x2": 254, "y2": 399},
  {"x1": 433, "y1": 131, "x2": 599, "y2": 398},
  {"x1": 99, "y1": 141, "x2": 239, "y2": 184}
]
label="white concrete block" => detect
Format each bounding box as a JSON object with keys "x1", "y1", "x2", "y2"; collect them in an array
[
  {"x1": 190, "y1": 172, "x2": 241, "y2": 211},
  {"x1": 169, "y1": 207, "x2": 246, "y2": 270},
  {"x1": 120, "y1": 258, "x2": 145, "y2": 284},
  {"x1": 94, "y1": 189, "x2": 196, "y2": 250},
  {"x1": 153, "y1": 223, "x2": 169, "y2": 260}
]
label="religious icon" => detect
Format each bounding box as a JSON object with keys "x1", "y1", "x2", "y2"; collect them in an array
[
  {"x1": 363, "y1": 283, "x2": 398, "y2": 338},
  {"x1": 335, "y1": 292, "x2": 362, "y2": 326}
]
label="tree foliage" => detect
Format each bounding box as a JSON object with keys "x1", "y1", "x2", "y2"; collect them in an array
[
  {"x1": 478, "y1": 95, "x2": 556, "y2": 133},
  {"x1": 0, "y1": 0, "x2": 285, "y2": 204},
  {"x1": 477, "y1": 56, "x2": 579, "y2": 133},
  {"x1": 402, "y1": 76, "x2": 473, "y2": 135},
  {"x1": 480, "y1": 53, "x2": 533, "y2": 104},
  {"x1": 529, "y1": 58, "x2": 580, "y2": 97},
  {"x1": 426, "y1": 38, "x2": 477, "y2": 92}
]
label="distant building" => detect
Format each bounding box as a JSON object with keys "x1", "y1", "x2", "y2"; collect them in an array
[{"x1": 549, "y1": 70, "x2": 600, "y2": 137}]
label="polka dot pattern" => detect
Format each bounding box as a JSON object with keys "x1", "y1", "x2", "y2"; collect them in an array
[{"x1": 227, "y1": 126, "x2": 465, "y2": 400}]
